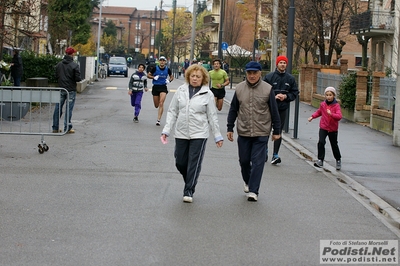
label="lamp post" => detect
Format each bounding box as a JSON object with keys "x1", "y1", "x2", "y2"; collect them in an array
[
  {"x1": 95, "y1": 0, "x2": 103, "y2": 81},
  {"x1": 128, "y1": 19, "x2": 131, "y2": 53},
  {"x1": 217, "y1": 0, "x2": 226, "y2": 59},
  {"x1": 286, "y1": 0, "x2": 299, "y2": 138},
  {"x1": 153, "y1": 6, "x2": 157, "y2": 57},
  {"x1": 158, "y1": 2, "x2": 163, "y2": 58},
  {"x1": 134, "y1": 13, "x2": 140, "y2": 68},
  {"x1": 148, "y1": 11, "x2": 153, "y2": 58},
  {"x1": 252, "y1": 0, "x2": 259, "y2": 61},
  {"x1": 271, "y1": 0, "x2": 278, "y2": 68},
  {"x1": 190, "y1": 0, "x2": 197, "y2": 62},
  {"x1": 171, "y1": 0, "x2": 177, "y2": 64}
]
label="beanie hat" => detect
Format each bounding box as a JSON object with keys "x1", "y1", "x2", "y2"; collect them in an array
[
  {"x1": 276, "y1": 55, "x2": 288, "y2": 66},
  {"x1": 324, "y1": 86, "x2": 336, "y2": 96},
  {"x1": 65, "y1": 47, "x2": 76, "y2": 55}
]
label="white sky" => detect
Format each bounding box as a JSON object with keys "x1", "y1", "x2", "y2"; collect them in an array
[{"x1": 104, "y1": 0, "x2": 194, "y2": 11}]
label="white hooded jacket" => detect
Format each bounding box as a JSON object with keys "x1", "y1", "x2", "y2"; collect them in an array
[{"x1": 162, "y1": 83, "x2": 223, "y2": 142}]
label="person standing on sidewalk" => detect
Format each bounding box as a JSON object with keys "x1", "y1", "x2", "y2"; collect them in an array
[
  {"x1": 263, "y1": 55, "x2": 299, "y2": 164},
  {"x1": 209, "y1": 58, "x2": 230, "y2": 111},
  {"x1": 10, "y1": 49, "x2": 23, "y2": 86},
  {"x1": 52, "y1": 47, "x2": 81, "y2": 134},
  {"x1": 128, "y1": 63, "x2": 148, "y2": 123},
  {"x1": 161, "y1": 64, "x2": 223, "y2": 203},
  {"x1": 227, "y1": 61, "x2": 281, "y2": 202},
  {"x1": 147, "y1": 56, "x2": 173, "y2": 126},
  {"x1": 308, "y1": 87, "x2": 342, "y2": 170}
]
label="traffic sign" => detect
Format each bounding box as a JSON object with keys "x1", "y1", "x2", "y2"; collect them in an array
[{"x1": 221, "y1": 42, "x2": 228, "y2": 50}]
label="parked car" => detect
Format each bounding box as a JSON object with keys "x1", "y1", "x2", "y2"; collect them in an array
[{"x1": 107, "y1": 57, "x2": 128, "y2": 77}]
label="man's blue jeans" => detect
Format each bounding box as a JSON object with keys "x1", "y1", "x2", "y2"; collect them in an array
[
  {"x1": 13, "y1": 76, "x2": 21, "y2": 86},
  {"x1": 52, "y1": 91, "x2": 76, "y2": 131}
]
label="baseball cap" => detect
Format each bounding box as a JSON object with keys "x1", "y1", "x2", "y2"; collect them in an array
[
  {"x1": 159, "y1": 56, "x2": 167, "y2": 61},
  {"x1": 245, "y1": 61, "x2": 262, "y2": 71}
]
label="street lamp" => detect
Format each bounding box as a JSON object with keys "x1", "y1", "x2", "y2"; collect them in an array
[
  {"x1": 128, "y1": 19, "x2": 131, "y2": 52},
  {"x1": 148, "y1": 11, "x2": 153, "y2": 58},
  {"x1": 171, "y1": 0, "x2": 177, "y2": 64},
  {"x1": 286, "y1": 0, "x2": 299, "y2": 138},
  {"x1": 190, "y1": 0, "x2": 197, "y2": 62},
  {"x1": 153, "y1": 6, "x2": 158, "y2": 57},
  {"x1": 95, "y1": 0, "x2": 103, "y2": 81},
  {"x1": 252, "y1": 0, "x2": 259, "y2": 61},
  {"x1": 217, "y1": 0, "x2": 226, "y2": 59},
  {"x1": 158, "y1": 3, "x2": 163, "y2": 58}
]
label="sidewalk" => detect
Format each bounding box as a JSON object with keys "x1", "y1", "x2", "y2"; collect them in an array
[{"x1": 221, "y1": 83, "x2": 400, "y2": 228}]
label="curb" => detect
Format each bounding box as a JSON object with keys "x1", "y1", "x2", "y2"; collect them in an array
[{"x1": 282, "y1": 134, "x2": 400, "y2": 237}]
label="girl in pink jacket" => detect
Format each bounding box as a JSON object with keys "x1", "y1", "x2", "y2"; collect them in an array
[{"x1": 308, "y1": 87, "x2": 342, "y2": 170}]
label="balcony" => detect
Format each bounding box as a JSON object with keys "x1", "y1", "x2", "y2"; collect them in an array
[
  {"x1": 350, "y1": 10, "x2": 395, "y2": 37},
  {"x1": 203, "y1": 14, "x2": 219, "y2": 26}
]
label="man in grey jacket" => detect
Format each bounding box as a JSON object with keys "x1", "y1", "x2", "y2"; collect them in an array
[{"x1": 227, "y1": 61, "x2": 281, "y2": 202}]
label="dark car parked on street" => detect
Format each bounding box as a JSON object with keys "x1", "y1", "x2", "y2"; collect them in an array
[{"x1": 107, "y1": 57, "x2": 128, "y2": 77}]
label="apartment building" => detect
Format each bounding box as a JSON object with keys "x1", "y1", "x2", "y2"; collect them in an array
[
  {"x1": 92, "y1": 6, "x2": 165, "y2": 59},
  {"x1": 0, "y1": 0, "x2": 48, "y2": 56}
]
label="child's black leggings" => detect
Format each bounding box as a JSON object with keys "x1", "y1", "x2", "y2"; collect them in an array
[{"x1": 317, "y1": 129, "x2": 341, "y2": 161}]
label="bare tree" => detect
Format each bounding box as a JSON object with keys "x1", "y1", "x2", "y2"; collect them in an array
[
  {"x1": 0, "y1": 0, "x2": 39, "y2": 59},
  {"x1": 223, "y1": 1, "x2": 245, "y2": 46},
  {"x1": 278, "y1": 0, "x2": 352, "y2": 65}
]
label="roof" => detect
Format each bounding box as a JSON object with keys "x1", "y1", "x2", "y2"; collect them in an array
[{"x1": 94, "y1": 6, "x2": 136, "y2": 15}]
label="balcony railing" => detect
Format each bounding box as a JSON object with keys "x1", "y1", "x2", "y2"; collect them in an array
[
  {"x1": 203, "y1": 14, "x2": 219, "y2": 26},
  {"x1": 350, "y1": 10, "x2": 394, "y2": 34}
]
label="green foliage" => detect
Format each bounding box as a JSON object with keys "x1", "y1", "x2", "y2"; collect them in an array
[
  {"x1": 104, "y1": 20, "x2": 117, "y2": 38},
  {"x1": 48, "y1": 0, "x2": 93, "y2": 46},
  {"x1": 1, "y1": 79, "x2": 13, "y2": 86},
  {"x1": 385, "y1": 66, "x2": 392, "y2": 77},
  {"x1": 20, "y1": 51, "x2": 62, "y2": 84},
  {"x1": 339, "y1": 72, "x2": 357, "y2": 110}
]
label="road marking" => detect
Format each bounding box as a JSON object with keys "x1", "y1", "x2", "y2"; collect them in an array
[{"x1": 104, "y1": 87, "x2": 177, "y2": 92}]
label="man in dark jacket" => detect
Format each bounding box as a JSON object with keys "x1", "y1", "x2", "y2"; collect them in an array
[
  {"x1": 263, "y1": 55, "x2": 299, "y2": 164},
  {"x1": 10, "y1": 49, "x2": 23, "y2": 86},
  {"x1": 52, "y1": 47, "x2": 82, "y2": 133}
]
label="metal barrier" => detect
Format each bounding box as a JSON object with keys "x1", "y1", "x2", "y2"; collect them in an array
[{"x1": 0, "y1": 86, "x2": 69, "y2": 153}]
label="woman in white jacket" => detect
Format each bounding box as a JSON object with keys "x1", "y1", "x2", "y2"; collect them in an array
[{"x1": 161, "y1": 64, "x2": 224, "y2": 203}]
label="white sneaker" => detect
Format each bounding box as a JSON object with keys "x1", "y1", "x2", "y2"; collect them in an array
[
  {"x1": 247, "y1": 192, "x2": 258, "y2": 202},
  {"x1": 183, "y1": 196, "x2": 193, "y2": 203},
  {"x1": 244, "y1": 183, "x2": 249, "y2": 193}
]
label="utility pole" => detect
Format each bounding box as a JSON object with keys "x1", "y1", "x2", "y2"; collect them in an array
[
  {"x1": 171, "y1": 0, "x2": 177, "y2": 63},
  {"x1": 271, "y1": 0, "x2": 278, "y2": 69},
  {"x1": 190, "y1": 0, "x2": 197, "y2": 62},
  {"x1": 149, "y1": 11, "x2": 153, "y2": 58},
  {"x1": 217, "y1": 0, "x2": 225, "y2": 59},
  {"x1": 95, "y1": 1, "x2": 103, "y2": 81}
]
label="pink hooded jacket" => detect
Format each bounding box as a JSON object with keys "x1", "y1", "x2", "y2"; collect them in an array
[{"x1": 311, "y1": 99, "x2": 342, "y2": 132}]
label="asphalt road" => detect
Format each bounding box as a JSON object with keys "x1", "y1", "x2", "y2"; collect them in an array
[{"x1": 0, "y1": 69, "x2": 398, "y2": 265}]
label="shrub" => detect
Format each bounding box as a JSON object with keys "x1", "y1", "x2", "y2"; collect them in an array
[
  {"x1": 339, "y1": 72, "x2": 357, "y2": 110},
  {"x1": 3, "y1": 51, "x2": 62, "y2": 84},
  {"x1": 20, "y1": 51, "x2": 62, "y2": 84}
]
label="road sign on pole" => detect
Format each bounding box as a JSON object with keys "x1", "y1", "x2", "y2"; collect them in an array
[{"x1": 221, "y1": 42, "x2": 228, "y2": 51}]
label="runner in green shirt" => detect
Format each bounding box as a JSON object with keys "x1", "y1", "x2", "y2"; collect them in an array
[{"x1": 209, "y1": 58, "x2": 230, "y2": 111}]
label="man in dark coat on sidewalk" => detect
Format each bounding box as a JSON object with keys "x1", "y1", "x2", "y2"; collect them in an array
[
  {"x1": 10, "y1": 49, "x2": 23, "y2": 86},
  {"x1": 263, "y1": 55, "x2": 299, "y2": 164}
]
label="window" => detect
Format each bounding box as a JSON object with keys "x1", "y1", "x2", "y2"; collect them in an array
[
  {"x1": 135, "y1": 36, "x2": 141, "y2": 45},
  {"x1": 355, "y1": 56, "x2": 369, "y2": 67}
]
